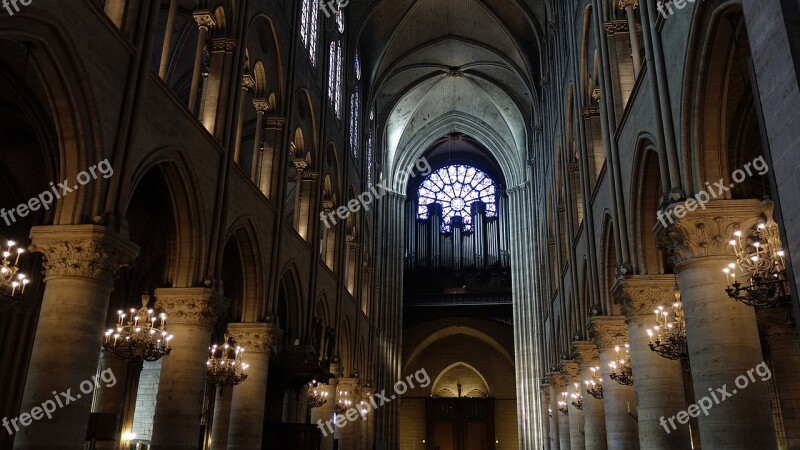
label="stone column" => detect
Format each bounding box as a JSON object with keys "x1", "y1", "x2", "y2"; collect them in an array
[
  {"x1": 540, "y1": 385, "x2": 553, "y2": 450},
  {"x1": 614, "y1": 275, "x2": 691, "y2": 449},
  {"x1": 545, "y1": 374, "x2": 561, "y2": 450},
  {"x1": 335, "y1": 377, "x2": 361, "y2": 449},
  {"x1": 552, "y1": 372, "x2": 570, "y2": 450},
  {"x1": 260, "y1": 116, "x2": 285, "y2": 199},
  {"x1": 589, "y1": 316, "x2": 639, "y2": 450},
  {"x1": 562, "y1": 360, "x2": 586, "y2": 450},
  {"x1": 311, "y1": 370, "x2": 337, "y2": 450},
  {"x1": 620, "y1": 0, "x2": 642, "y2": 76},
  {"x1": 226, "y1": 323, "x2": 274, "y2": 449},
  {"x1": 158, "y1": 0, "x2": 179, "y2": 79},
  {"x1": 15, "y1": 225, "x2": 138, "y2": 449},
  {"x1": 758, "y1": 308, "x2": 800, "y2": 449},
  {"x1": 92, "y1": 350, "x2": 129, "y2": 450},
  {"x1": 572, "y1": 341, "x2": 608, "y2": 450},
  {"x1": 188, "y1": 11, "x2": 215, "y2": 112},
  {"x1": 210, "y1": 387, "x2": 232, "y2": 450},
  {"x1": 250, "y1": 99, "x2": 269, "y2": 185},
  {"x1": 656, "y1": 199, "x2": 777, "y2": 449},
  {"x1": 150, "y1": 287, "x2": 228, "y2": 449}
]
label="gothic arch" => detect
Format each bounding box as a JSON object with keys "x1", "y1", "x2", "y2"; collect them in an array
[
  {"x1": 403, "y1": 324, "x2": 514, "y2": 372},
  {"x1": 431, "y1": 362, "x2": 491, "y2": 397},
  {"x1": 276, "y1": 263, "x2": 306, "y2": 344},
  {"x1": 123, "y1": 148, "x2": 207, "y2": 287},
  {"x1": 630, "y1": 136, "x2": 668, "y2": 275},
  {"x1": 222, "y1": 217, "x2": 267, "y2": 322},
  {"x1": 0, "y1": 17, "x2": 106, "y2": 225}
]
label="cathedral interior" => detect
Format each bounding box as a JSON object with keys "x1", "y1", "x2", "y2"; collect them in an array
[{"x1": 1, "y1": 0, "x2": 800, "y2": 449}]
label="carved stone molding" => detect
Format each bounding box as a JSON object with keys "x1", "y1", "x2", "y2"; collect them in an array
[
  {"x1": 604, "y1": 19, "x2": 629, "y2": 35},
  {"x1": 581, "y1": 106, "x2": 600, "y2": 118},
  {"x1": 612, "y1": 275, "x2": 677, "y2": 318},
  {"x1": 571, "y1": 340, "x2": 600, "y2": 367},
  {"x1": 227, "y1": 322, "x2": 275, "y2": 354},
  {"x1": 29, "y1": 225, "x2": 139, "y2": 285},
  {"x1": 337, "y1": 377, "x2": 360, "y2": 394},
  {"x1": 153, "y1": 287, "x2": 229, "y2": 327},
  {"x1": 242, "y1": 74, "x2": 255, "y2": 92},
  {"x1": 210, "y1": 37, "x2": 228, "y2": 52},
  {"x1": 588, "y1": 315, "x2": 628, "y2": 349},
  {"x1": 265, "y1": 116, "x2": 285, "y2": 130},
  {"x1": 654, "y1": 199, "x2": 763, "y2": 267}
]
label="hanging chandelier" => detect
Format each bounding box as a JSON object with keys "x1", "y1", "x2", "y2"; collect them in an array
[
  {"x1": 207, "y1": 333, "x2": 249, "y2": 387},
  {"x1": 0, "y1": 240, "x2": 29, "y2": 309},
  {"x1": 723, "y1": 200, "x2": 789, "y2": 308},
  {"x1": 307, "y1": 380, "x2": 329, "y2": 409},
  {"x1": 608, "y1": 344, "x2": 633, "y2": 386},
  {"x1": 570, "y1": 383, "x2": 583, "y2": 410},
  {"x1": 103, "y1": 294, "x2": 173, "y2": 362},
  {"x1": 646, "y1": 281, "x2": 689, "y2": 361},
  {"x1": 584, "y1": 366, "x2": 603, "y2": 399},
  {"x1": 335, "y1": 390, "x2": 352, "y2": 415},
  {"x1": 557, "y1": 392, "x2": 569, "y2": 415}
]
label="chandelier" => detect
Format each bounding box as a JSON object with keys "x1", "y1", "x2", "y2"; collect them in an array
[
  {"x1": 335, "y1": 390, "x2": 352, "y2": 415},
  {"x1": 723, "y1": 200, "x2": 789, "y2": 308},
  {"x1": 570, "y1": 383, "x2": 583, "y2": 410},
  {"x1": 307, "y1": 380, "x2": 329, "y2": 409},
  {"x1": 0, "y1": 240, "x2": 29, "y2": 308},
  {"x1": 207, "y1": 333, "x2": 249, "y2": 387},
  {"x1": 646, "y1": 281, "x2": 689, "y2": 361},
  {"x1": 608, "y1": 344, "x2": 633, "y2": 386},
  {"x1": 584, "y1": 366, "x2": 603, "y2": 399},
  {"x1": 557, "y1": 392, "x2": 569, "y2": 415},
  {"x1": 103, "y1": 294, "x2": 173, "y2": 362}
]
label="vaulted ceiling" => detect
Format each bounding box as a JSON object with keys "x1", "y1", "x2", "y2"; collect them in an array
[{"x1": 349, "y1": 0, "x2": 547, "y2": 188}]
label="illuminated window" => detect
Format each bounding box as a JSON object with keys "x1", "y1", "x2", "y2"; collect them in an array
[
  {"x1": 349, "y1": 86, "x2": 360, "y2": 158},
  {"x1": 354, "y1": 51, "x2": 361, "y2": 80},
  {"x1": 366, "y1": 134, "x2": 373, "y2": 187},
  {"x1": 328, "y1": 41, "x2": 343, "y2": 117},
  {"x1": 417, "y1": 165, "x2": 497, "y2": 232},
  {"x1": 300, "y1": 0, "x2": 319, "y2": 65}
]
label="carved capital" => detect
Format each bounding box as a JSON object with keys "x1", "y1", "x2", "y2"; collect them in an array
[
  {"x1": 242, "y1": 74, "x2": 256, "y2": 92},
  {"x1": 210, "y1": 37, "x2": 228, "y2": 52},
  {"x1": 571, "y1": 340, "x2": 600, "y2": 367},
  {"x1": 560, "y1": 360, "x2": 581, "y2": 381},
  {"x1": 29, "y1": 225, "x2": 139, "y2": 285},
  {"x1": 655, "y1": 199, "x2": 763, "y2": 267},
  {"x1": 193, "y1": 10, "x2": 216, "y2": 29},
  {"x1": 548, "y1": 372, "x2": 566, "y2": 389},
  {"x1": 265, "y1": 116, "x2": 286, "y2": 130},
  {"x1": 588, "y1": 315, "x2": 628, "y2": 349},
  {"x1": 618, "y1": 0, "x2": 639, "y2": 8},
  {"x1": 581, "y1": 106, "x2": 600, "y2": 118},
  {"x1": 604, "y1": 19, "x2": 630, "y2": 35},
  {"x1": 227, "y1": 322, "x2": 275, "y2": 354},
  {"x1": 612, "y1": 275, "x2": 677, "y2": 318},
  {"x1": 293, "y1": 159, "x2": 309, "y2": 171},
  {"x1": 337, "y1": 377, "x2": 360, "y2": 394},
  {"x1": 591, "y1": 88, "x2": 602, "y2": 102},
  {"x1": 153, "y1": 287, "x2": 229, "y2": 327},
  {"x1": 253, "y1": 98, "x2": 270, "y2": 113}
]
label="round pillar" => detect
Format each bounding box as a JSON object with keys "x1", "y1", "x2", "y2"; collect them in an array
[
  {"x1": 657, "y1": 200, "x2": 778, "y2": 449},
  {"x1": 589, "y1": 316, "x2": 639, "y2": 450},
  {"x1": 150, "y1": 287, "x2": 228, "y2": 449},
  {"x1": 226, "y1": 322, "x2": 275, "y2": 449},
  {"x1": 15, "y1": 225, "x2": 138, "y2": 449},
  {"x1": 615, "y1": 275, "x2": 691, "y2": 449},
  {"x1": 572, "y1": 341, "x2": 608, "y2": 450}
]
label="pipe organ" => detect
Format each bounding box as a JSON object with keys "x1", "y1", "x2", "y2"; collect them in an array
[{"x1": 405, "y1": 191, "x2": 510, "y2": 270}]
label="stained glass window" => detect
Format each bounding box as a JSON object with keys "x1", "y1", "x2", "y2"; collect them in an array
[
  {"x1": 349, "y1": 86, "x2": 360, "y2": 158},
  {"x1": 335, "y1": 8, "x2": 344, "y2": 33},
  {"x1": 417, "y1": 165, "x2": 497, "y2": 232},
  {"x1": 328, "y1": 41, "x2": 343, "y2": 117},
  {"x1": 300, "y1": 0, "x2": 318, "y2": 65},
  {"x1": 366, "y1": 134, "x2": 373, "y2": 187}
]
